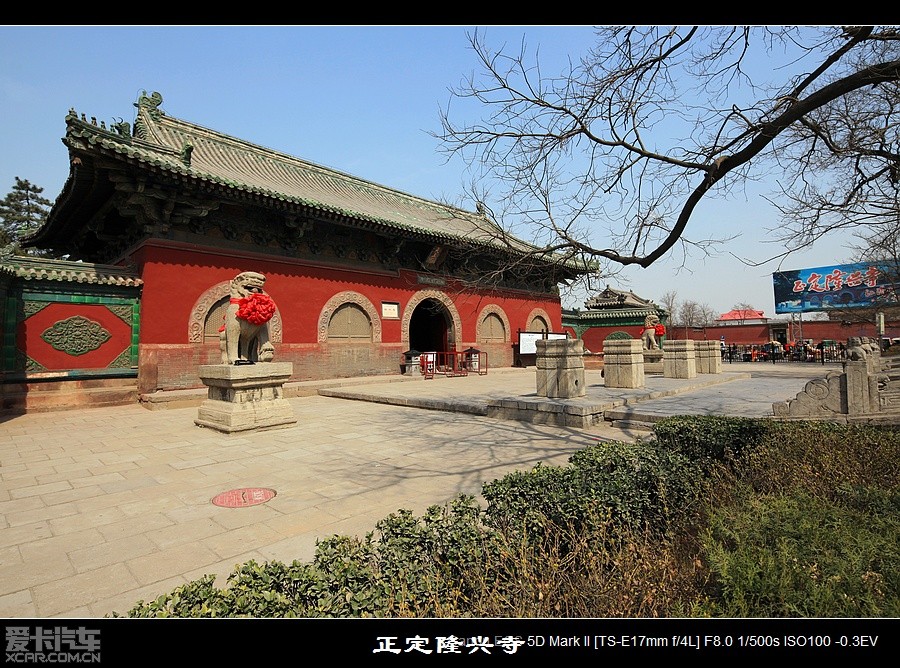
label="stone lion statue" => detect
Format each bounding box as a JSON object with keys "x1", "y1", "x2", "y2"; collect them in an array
[
  {"x1": 642, "y1": 314, "x2": 661, "y2": 350},
  {"x1": 846, "y1": 336, "x2": 866, "y2": 361},
  {"x1": 219, "y1": 271, "x2": 277, "y2": 365},
  {"x1": 861, "y1": 336, "x2": 880, "y2": 357}
]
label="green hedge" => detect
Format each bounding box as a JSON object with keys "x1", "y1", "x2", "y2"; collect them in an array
[
  {"x1": 651, "y1": 415, "x2": 774, "y2": 468},
  {"x1": 481, "y1": 440, "x2": 705, "y2": 540}
]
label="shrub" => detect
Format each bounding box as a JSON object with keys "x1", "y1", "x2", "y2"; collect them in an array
[
  {"x1": 369, "y1": 495, "x2": 506, "y2": 614},
  {"x1": 567, "y1": 440, "x2": 706, "y2": 533},
  {"x1": 651, "y1": 415, "x2": 774, "y2": 469},
  {"x1": 697, "y1": 490, "x2": 900, "y2": 617},
  {"x1": 459, "y1": 516, "x2": 703, "y2": 618},
  {"x1": 482, "y1": 440, "x2": 705, "y2": 541},
  {"x1": 733, "y1": 422, "x2": 900, "y2": 499}
]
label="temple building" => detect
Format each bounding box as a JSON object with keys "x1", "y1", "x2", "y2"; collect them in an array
[
  {"x1": 3, "y1": 91, "x2": 587, "y2": 410},
  {"x1": 561, "y1": 286, "x2": 667, "y2": 352}
]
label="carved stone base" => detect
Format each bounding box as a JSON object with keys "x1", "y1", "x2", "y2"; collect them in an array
[
  {"x1": 642, "y1": 349, "x2": 663, "y2": 375},
  {"x1": 195, "y1": 362, "x2": 296, "y2": 433}
]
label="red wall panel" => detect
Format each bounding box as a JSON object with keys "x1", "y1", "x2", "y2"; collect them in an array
[{"x1": 19, "y1": 303, "x2": 133, "y2": 370}]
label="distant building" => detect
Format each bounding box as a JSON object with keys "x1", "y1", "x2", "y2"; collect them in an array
[
  {"x1": 561, "y1": 286, "x2": 666, "y2": 353},
  {"x1": 715, "y1": 308, "x2": 768, "y2": 325},
  {"x1": 564, "y1": 294, "x2": 899, "y2": 353}
]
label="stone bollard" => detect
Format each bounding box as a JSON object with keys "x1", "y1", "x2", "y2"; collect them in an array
[
  {"x1": 602, "y1": 338, "x2": 645, "y2": 388},
  {"x1": 844, "y1": 360, "x2": 873, "y2": 415},
  {"x1": 535, "y1": 338, "x2": 586, "y2": 398},
  {"x1": 663, "y1": 339, "x2": 697, "y2": 379},
  {"x1": 696, "y1": 340, "x2": 722, "y2": 374}
]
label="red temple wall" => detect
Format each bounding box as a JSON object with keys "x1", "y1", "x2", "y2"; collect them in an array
[
  {"x1": 572, "y1": 320, "x2": 898, "y2": 352},
  {"x1": 130, "y1": 242, "x2": 561, "y2": 391}
]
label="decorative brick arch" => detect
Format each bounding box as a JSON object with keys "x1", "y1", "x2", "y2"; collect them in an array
[
  {"x1": 188, "y1": 280, "x2": 283, "y2": 343},
  {"x1": 401, "y1": 290, "x2": 463, "y2": 349},
  {"x1": 475, "y1": 304, "x2": 511, "y2": 342},
  {"x1": 317, "y1": 291, "x2": 382, "y2": 343},
  {"x1": 526, "y1": 307, "x2": 553, "y2": 332}
]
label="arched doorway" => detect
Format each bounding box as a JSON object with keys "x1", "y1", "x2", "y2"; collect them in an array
[{"x1": 409, "y1": 298, "x2": 451, "y2": 353}]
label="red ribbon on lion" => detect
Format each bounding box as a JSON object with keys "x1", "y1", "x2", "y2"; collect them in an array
[
  {"x1": 655, "y1": 324, "x2": 666, "y2": 337},
  {"x1": 234, "y1": 293, "x2": 277, "y2": 325}
]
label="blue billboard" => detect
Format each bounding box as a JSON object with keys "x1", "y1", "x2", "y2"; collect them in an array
[{"x1": 773, "y1": 262, "x2": 897, "y2": 314}]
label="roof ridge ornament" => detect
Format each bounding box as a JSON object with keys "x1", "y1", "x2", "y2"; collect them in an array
[
  {"x1": 136, "y1": 90, "x2": 164, "y2": 116},
  {"x1": 111, "y1": 118, "x2": 131, "y2": 137},
  {"x1": 133, "y1": 90, "x2": 164, "y2": 140}
]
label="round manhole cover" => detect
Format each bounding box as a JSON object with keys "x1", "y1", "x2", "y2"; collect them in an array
[{"x1": 212, "y1": 487, "x2": 276, "y2": 508}]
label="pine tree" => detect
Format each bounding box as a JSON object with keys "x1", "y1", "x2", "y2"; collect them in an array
[{"x1": 0, "y1": 177, "x2": 55, "y2": 258}]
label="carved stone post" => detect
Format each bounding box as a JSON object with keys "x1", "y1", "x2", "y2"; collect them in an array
[
  {"x1": 708, "y1": 340, "x2": 723, "y2": 374},
  {"x1": 696, "y1": 340, "x2": 721, "y2": 374},
  {"x1": 663, "y1": 339, "x2": 697, "y2": 379},
  {"x1": 602, "y1": 338, "x2": 645, "y2": 388},
  {"x1": 535, "y1": 338, "x2": 586, "y2": 398},
  {"x1": 844, "y1": 360, "x2": 871, "y2": 416}
]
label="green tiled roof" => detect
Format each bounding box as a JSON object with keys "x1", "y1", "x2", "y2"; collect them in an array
[
  {"x1": 565, "y1": 307, "x2": 658, "y2": 321},
  {"x1": 0, "y1": 256, "x2": 142, "y2": 287},
  {"x1": 59, "y1": 91, "x2": 573, "y2": 261},
  {"x1": 583, "y1": 285, "x2": 657, "y2": 310}
]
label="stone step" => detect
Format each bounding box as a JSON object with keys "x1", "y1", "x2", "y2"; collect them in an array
[
  {"x1": 604, "y1": 406, "x2": 665, "y2": 432},
  {"x1": 607, "y1": 418, "x2": 656, "y2": 432},
  {"x1": 0, "y1": 378, "x2": 139, "y2": 413},
  {"x1": 139, "y1": 373, "x2": 423, "y2": 410}
]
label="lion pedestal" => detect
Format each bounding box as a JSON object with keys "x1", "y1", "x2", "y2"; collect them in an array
[
  {"x1": 642, "y1": 349, "x2": 664, "y2": 374},
  {"x1": 195, "y1": 271, "x2": 295, "y2": 433},
  {"x1": 195, "y1": 362, "x2": 297, "y2": 434}
]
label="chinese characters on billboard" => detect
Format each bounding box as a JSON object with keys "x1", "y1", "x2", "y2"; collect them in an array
[{"x1": 773, "y1": 262, "x2": 897, "y2": 314}]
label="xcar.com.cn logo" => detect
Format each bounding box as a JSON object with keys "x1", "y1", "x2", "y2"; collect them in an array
[{"x1": 5, "y1": 626, "x2": 101, "y2": 663}]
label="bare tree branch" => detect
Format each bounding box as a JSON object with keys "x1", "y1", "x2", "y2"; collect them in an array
[{"x1": 434, "y1": 26, "x2": 900, "y2": 280}]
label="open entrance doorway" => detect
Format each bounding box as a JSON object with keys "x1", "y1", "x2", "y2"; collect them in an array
[
  {"x1": 409, "y1": 298, "x2": 452, "y2": 353},
  {"x1": 771, "y1": 326, "x2": 788, "y2": 346}
]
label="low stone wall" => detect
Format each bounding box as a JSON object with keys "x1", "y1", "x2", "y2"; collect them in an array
[{"x1": 773, "y1": 341, "x2": 900, "y2": 423}]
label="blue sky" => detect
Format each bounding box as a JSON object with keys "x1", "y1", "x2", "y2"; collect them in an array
[{"x1": 0, "y1": 25, "x2": 852, "y2": 316}]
